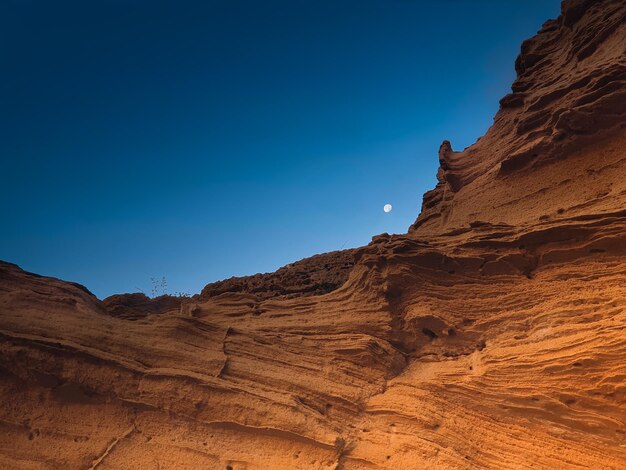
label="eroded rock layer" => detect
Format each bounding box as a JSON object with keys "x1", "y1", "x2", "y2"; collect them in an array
[
  {"x1": 411, "y1": 0, "x2": 626, "y2": 235},
  {"x1": 1, "y1": 1, "x2": 625, "y2": 469}
]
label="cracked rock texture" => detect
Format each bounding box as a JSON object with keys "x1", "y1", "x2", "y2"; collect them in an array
[{"x1": 1, "y1": 1, "x2": 625, "y2": 468}]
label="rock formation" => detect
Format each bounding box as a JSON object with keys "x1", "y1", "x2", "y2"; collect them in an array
[
  {"x1": 1, "y1": 1, "x2": 625, "y2": 468},
  {"x1": 101, "y1": 250, "x2": 356, "y2": 320}
]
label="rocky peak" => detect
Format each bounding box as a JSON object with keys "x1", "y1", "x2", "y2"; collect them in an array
[{"x1": 411, "y1": 0, "x2": 626, "y2": 234}]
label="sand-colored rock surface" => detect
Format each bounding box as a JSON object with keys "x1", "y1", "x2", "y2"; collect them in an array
[{"x1": 1, "y1": 1, "x2": 625, "y2": 468}]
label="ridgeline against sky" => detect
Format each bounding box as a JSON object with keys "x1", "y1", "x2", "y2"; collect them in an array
[{"x1": 0, "y1": 0, "x2": 560, "y2": 298}]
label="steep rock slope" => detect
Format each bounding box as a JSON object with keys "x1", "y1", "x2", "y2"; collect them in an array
[{"x1": 1, "y1": 1, "x2": 625, "y2": 469}]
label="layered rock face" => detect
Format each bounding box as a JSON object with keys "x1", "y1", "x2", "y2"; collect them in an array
[
  {"x1": 1, "y1": 1, "x2": 625, "y2": 469},
  {"x1": 198, "y1": 249, "x2": 357, "y2": 301},
  {"x1": 412, "y1": 0, "x2": 626, "y2": 235},
  {"x1": 101, "y1": 250, "x2": 356, "y2": 320}
]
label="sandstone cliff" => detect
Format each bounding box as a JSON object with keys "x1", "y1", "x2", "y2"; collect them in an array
[{"x1": 1, "y1": 1, "x2": 625, "y2": 469}]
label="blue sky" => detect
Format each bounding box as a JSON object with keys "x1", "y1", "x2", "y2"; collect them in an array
[{"x1": 0, "y1": 0, "x2": 561, "y2": 298}]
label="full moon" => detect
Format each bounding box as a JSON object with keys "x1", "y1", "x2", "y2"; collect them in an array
[{"x1": 383, "y1": 204, "x2": 393, "y2": 213}]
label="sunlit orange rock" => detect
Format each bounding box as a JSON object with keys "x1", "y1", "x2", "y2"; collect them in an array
[{"x1": 1, "y1": 1, "x2": 625, "y2": 468}]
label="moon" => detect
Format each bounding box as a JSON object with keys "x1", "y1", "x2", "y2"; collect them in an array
[{"x1": 383, "y1": 204, "x2": 393, "y2": 213}]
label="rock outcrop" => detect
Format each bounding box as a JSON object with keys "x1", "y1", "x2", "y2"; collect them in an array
[
  {"x1": 100, "y1": 250, "x2": 356, "y2": 320},
  {"x1": 1, "y1": 1, "x2": 625, "y2": 469},
  {"x1": 103, "y1": 293, "x2": 183, "y2": 320},
  {"x1": 198, "y1": 249, "x2": 356, "y2": 301},
  {"x1": 411, "y1": 0, "x2": 626, "y2": 235}
]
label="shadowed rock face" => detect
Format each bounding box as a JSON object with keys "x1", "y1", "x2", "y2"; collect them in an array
[
  {"x1": 103, "y1": 293, "x2": 183, "y2": 320},
  {"x1": 1, "y1": 1, "x2": 625, "y2": 469},
  {"x1": 198, "y1": 249, "x2": 357, "y2": 301},
  {"x1": 100, "y1": 249, "x2": 357, "y2": 320}
]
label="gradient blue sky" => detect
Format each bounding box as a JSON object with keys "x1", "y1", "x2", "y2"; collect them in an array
[{"x1": 1, "y1": 0, "x2": 561, "y2": 299}]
